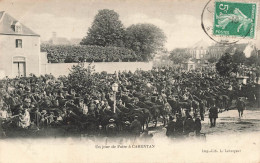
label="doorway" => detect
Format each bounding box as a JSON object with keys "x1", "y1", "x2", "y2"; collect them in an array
[{"x1": 13, "y1": 62, "x2": 26, "y2": 77}]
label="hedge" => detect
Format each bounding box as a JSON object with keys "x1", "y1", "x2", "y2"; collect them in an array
[{"x1": 41, "y1": 44, "x2": 141, "y2": 63}]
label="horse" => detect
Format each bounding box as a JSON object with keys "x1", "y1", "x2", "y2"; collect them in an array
[
  {"x1": 149, "y1": 105, "x2": 161, "y2": 127},
  {"x1": 150, "y1": 104, "x2": 171, "y2": 127},
  {"x1": 130, "y1": 108, "x2": 151, "y2": 132},
  {"x1": 167, "y1": 98, "x2": 181, "y2": 115},
  {"x1": 137, "y1": 108, "x2": 152, "y2": 129}
]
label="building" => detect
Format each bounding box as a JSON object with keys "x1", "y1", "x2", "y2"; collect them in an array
[
  {"x1": 48, "y1": 32, "x2": 81, "y2": 45},
  {"x1": 189, "y1": 39, "x2": 209, "y2": 62},
  {"x1": 173, "y1": 40, "x2": 255, "y2": 63},
  {"x1": 207, "y1": 42, "x2": 228, "y2": 59},
  {"x1": 48, "y1": 32, "x2": 70, "y2": 45},
  {"x1": 0, "y1": 11, "x2": 41, "y2": 78},
  {"x1": 181, "y1": 59, "x2": 196, "y2": 70}
]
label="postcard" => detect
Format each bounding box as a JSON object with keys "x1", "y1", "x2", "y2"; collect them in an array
[{"x1": 0, "y1": 0, "x2": 259, "y2": 162}]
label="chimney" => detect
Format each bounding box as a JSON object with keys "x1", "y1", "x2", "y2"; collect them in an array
[{"x1": 52, "y1": 32, "x2": 57, "y2": 38}]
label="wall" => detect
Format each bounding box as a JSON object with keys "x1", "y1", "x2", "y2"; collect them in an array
[
  {"x1": 0, "y1": 35, "x2": 40, "y2": 78},
  {"x1": 40, "y1": 56, "x2": 153, "y2": 77}
]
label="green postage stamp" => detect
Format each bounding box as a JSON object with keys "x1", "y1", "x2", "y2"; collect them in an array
[{"x1": 213, "y1": 1, "x2": 257, "y2": 39}]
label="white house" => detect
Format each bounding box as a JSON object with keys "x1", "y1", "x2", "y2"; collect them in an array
[
  {"x1": 0, "y1": 11, "x2": 41, "y2": 78},
  {"x1": 182, "y1": 59, "x2": 196, "y2": 70}
]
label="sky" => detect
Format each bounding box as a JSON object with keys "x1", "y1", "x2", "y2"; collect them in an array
[{"x1": 0, "y1": 0, "x2": 259, "y2": 50}]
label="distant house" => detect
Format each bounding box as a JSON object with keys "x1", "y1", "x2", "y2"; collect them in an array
[
  {"x1": 189, "y1": 40, "x2": 209, "y2": 62},
  {"x1": 173, "y1": 40, "x2": 257, "y2": 65},
  {"x1": 48, "y1": 32, "x2": 70, "y2": 45},
  {"x1": 48, "y1": 32, "x2": 81, "y2": 45},
  {"x1": 182, "y1": 59, "x2": 196, "y2": 70},
  {"x1": 0, "y1": 11, "x2": 41, "y2": 78}
]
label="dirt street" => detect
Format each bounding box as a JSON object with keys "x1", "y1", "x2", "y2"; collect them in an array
[{"x1": 202, "y1": 108, "x2": 260, "y2": 137}]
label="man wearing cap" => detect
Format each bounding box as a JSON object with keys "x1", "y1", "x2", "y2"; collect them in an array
[{"x1": 130, "y1": 116, "x2": 142, "y2": 137}]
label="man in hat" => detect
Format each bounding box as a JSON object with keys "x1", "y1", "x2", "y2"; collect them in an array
[
  {"x1": 166, "y1": 116, "x2": 176, "y2": 137},
  {"x1": 236, "y1": 97, "x2": 245, "y2": 118},
  {"x1": 209, "y1": 104, "x2": 218, "y2": 127},
  {"x1": 33, "y1": 107, "x2": 41, "y2": 127},
  {"x1": 130, "y1": 116, "x2": 142, "y2": 137},
  {"x1": 183, "y1": 111, "x2": 194, "y2": 136},
  {"x1": 48, "y1": 112, "x2": 55, "y2": 125},
  {"x1": 0, "y1": 113, "x2": 6, "y2": 137},
  {"x1": 40, "y1": 110, "x2": 48, "y2": 127},
  {"x1": 194, "y1": 114, "x2": 202, "y2": 136},
  {"x1": 79, "y1": 99, "x2": 88, "y2": 115},
  {"x1": 199, "y1": 100, "x2": 205, "y2": 121},
  {"x1": 0, "y1": 105, "x2": 9, "y2": 121},
  {"x1": 117, "y1": 99, "x2": 128, "y2": 113}
]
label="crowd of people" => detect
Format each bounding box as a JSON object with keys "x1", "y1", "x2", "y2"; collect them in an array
[{"x1": 0, "y1": 66, "x2": 259, "y2": 138}]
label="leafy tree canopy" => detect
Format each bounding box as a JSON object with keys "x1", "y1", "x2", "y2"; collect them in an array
[
  {"x1": 80, "y1": 9, "x2": 126, "y2": 47},
  {"x1": 125, "y1": 23, "x2": 166, "y2": 61},
  {"x1": 232, "y1": 51, "x2": 246, "y2": 64},
  {"x1": 245, "y1": 53, "x2": 260, "y2": 66},
  {"x1": 169, "y1": 48, "x2": 190, "y2": 64},
  {"x1": 67, "y1": 64, "x2": 95, "y2": 95},
  {"x1": 216, "y1": 53, "x2": 238, "y2": 77},
  {"x1": 207, "y1": 56, "x2": 218, "y2": 63}
]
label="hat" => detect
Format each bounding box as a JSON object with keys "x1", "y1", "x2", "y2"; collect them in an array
[
  {"x1": 109, "y1": 118, "x2": 115, "y2": 123},
  {"x1": 125, "y1": 121, "x2": 131, "y2": 125}
]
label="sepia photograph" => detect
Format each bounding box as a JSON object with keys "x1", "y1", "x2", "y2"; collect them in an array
[{"x1": 0, "y1": 0, "x2": 260, "y2": 162}]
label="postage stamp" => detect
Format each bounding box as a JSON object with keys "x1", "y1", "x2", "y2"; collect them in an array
[{"x1": 213, "y1": 1, "x2": 257, "y2": 39}]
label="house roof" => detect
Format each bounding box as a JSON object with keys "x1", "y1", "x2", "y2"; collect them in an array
[
  {"x1": 0, "y1": 11, "x2": 40, "y2": 37},
  {"x1": 191, "y1": 39, "x2": 209, "y2": 49}
]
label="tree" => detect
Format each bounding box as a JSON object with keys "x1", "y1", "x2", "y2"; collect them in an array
[
  {"x1": 216, "y1": 53, "x2": 238, "y2": 77},
  {"x1": 80, "y1": 9, "x2": 126, "y2": 47},
  {"x1": 169, "y1": 48, "x2": 190, "y2": 64},
  {"x1": 207, "y1": 56, "x2": 218, "y2": 63},
  {"x1": 232, "y1": 51, "x2": 246, "y2": 64},
  {"x1": 125, "y1": 23, "x2": 166, "y2": 61},
  {"x1": 67, "y1": 63, "x2": 95, "y2": 96},
  {"x1": 245, "y1": 53, "x2": 260, "y2": 66}
]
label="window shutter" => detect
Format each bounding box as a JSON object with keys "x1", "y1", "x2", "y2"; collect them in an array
[
  {"x1": 16, "y1": 39, "x2": 18, "y2": 48},
  {"x1": 15, "y1": 39, "x2": 22, "y2": 48}
]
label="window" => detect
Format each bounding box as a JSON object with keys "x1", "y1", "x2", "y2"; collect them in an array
[
  {"x1": 15, "y1": 25, "x2": 22, "y2": 33},
  {"x1": 16, "y1": 39, "x2": 22, "y2": 48}
]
